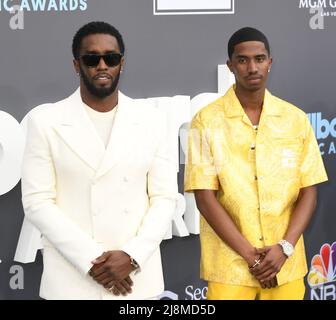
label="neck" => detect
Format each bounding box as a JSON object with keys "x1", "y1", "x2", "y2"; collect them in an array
[
  {"x1": 234, "y1": 84, "x2": 265, "y2": 111},
  {"x1": 80, "y1": 86, "x2": 119, "y2": 112}
]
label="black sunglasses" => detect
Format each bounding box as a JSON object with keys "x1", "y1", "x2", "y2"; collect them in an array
[{"x1": 80, "y1": 53, "x2": 123, "y2": 68}]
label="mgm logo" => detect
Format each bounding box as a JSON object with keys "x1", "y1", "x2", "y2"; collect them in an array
[{"x1": 299, "y1": 0, "x2": 336, "y2": 29}]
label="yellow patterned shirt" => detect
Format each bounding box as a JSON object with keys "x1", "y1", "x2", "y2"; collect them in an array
[{"x1": 184, "y1": 86, "x2": 328, "y2": 287}]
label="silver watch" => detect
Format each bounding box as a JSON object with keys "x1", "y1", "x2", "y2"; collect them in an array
[
  {"x1": 130, "y1": 256, "x2": 139, "y2": 270},
  {"x1": 278, "y1": 239, "x2": 294, "y2": 257}
]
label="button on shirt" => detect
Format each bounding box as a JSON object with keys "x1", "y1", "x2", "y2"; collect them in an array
[{"x1": 184, "y1": 86, "x2": 328, "y2": 286}]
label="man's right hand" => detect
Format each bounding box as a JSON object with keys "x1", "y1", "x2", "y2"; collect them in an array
[
  {"x1": 245, "y1": 247, "x2": 277, "y2": 289},
  {"x1": 105, "y1": 276, "x2": 134, "y2": 296},
  {"x1": 88, "y1": 251, "x2": 135, "y2": 296}
]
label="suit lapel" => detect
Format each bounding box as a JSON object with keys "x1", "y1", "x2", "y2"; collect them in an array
[
  {"x1": 95, "y1": 92, "x2": 140, "y2": 179},
  {"x1": 53, "y1": 88, "x2": 105, "y2": 171}
]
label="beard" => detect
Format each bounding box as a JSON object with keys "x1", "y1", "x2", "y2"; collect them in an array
[{"x1": 80, "y1": 66, "x2": 120, "y2": 98}]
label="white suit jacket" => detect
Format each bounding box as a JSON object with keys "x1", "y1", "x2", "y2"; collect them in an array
[{"x1": 21, "y1": 89, "x2": 178, "y2": 300}]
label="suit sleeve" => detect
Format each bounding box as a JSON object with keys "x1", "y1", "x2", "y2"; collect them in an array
[
  {"x1": 21, "y1": 113, "x2": 104, "y2": 275},
  {"x1": 121, "y1": 110, "x2": 178, "y2": 268}
]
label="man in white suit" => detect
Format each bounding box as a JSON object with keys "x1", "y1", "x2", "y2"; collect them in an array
[{"x1": 21, "y1": 21, "x2": 178, "y2": 300}]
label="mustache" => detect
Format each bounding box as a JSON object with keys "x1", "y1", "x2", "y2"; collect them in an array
[{"x1": 246, "y1": 74, "x2": 263, "y2": 80}]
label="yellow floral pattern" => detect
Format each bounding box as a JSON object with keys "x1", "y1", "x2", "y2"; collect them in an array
[{"x1": 184, "y1": 86, "x2": 328, "y2": 286}]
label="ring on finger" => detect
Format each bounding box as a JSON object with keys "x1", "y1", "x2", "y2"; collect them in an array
[{"x1": 251, "y1": 259, "x2": 261, "y2": 269}]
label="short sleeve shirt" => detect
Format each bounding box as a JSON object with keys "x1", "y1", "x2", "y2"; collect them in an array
[{"x1": 184, "y1": 86, "x2": 328, "y2": 286}]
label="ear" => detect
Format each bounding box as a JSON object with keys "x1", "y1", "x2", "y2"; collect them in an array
[
  {"x1": 268, "y1": 56, "x2": 273, "y2": 70},
  {"x1": 73, "y1": 59, "x2": 80, "y2": 74},
  {"x1": 227, "y1": 59, "x2": 234, "y2": 73},
  {"x1": 120, "y1": 56, "x2": 125, "y2": 72}
]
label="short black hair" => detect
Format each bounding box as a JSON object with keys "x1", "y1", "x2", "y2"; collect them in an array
[
  {"x1": 228, "y1": 27, "x2": 270, "y2": 59},
  {"x1": 72, "y1": 21, "x2": 125, "y2": 59}
]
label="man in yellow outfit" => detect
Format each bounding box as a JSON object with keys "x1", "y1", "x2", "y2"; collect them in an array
[{"x1": 184, "y1": 27, "x2": 328, "y2": 300}]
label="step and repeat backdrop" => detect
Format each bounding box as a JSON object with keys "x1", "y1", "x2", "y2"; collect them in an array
[{"x1": 0, "y1": 0, "x2": 335, "y2": 300}]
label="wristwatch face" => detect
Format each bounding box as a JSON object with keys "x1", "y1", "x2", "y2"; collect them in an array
[
  {"x1": 284, "y1": 244, "x2": 293, "y2": 257},
  {"x1": 281, "y1": 241, "x2": 294, "y2": 257},
  {"x1": 130, "y1": 257, "x2": 139, "y2": 269}
]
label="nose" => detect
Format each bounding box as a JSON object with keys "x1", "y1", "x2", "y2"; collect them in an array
[
  {"x1": 97, "y1": 56, "x2": 108, "y2": 70},
  {"x1": 247, "y1": 60, "x2": 258, "y2": 74}
]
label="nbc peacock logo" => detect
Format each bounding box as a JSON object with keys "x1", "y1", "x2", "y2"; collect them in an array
[{"x1": 308, "y1": 242, "x2": 336, "y2": 300}]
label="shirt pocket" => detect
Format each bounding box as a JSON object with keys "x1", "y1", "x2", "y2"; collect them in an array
[{"x1": 272, "y1": 137, "x2": 303, "y2": 172}]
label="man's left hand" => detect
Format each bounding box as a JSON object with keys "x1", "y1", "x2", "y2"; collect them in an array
[
  {"x1": 249, "y1": 245, "x2": 287, "y2": 283},
  {"x1": 89, "y1": 250, "x2": 134, "y2": 285}
]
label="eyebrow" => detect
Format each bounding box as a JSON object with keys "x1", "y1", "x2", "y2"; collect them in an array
[
  {"x1": 235, "y1": 54, "x2": 267, "y2": 59},
  {"x1": 83, "y1": 50, "x2": 120, "y2": 54}
]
